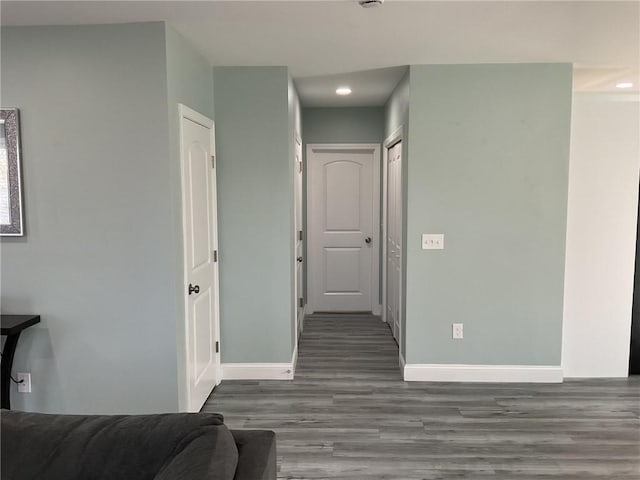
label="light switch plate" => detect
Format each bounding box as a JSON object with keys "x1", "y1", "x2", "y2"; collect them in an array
[{"x1": 422, "y1": 234, "x2": 444, "y2": 250}]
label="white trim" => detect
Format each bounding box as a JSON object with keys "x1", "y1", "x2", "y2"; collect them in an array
[
  {"x1": 222, "y1": 364, "x2": 294, "y2": 381},
  {"x1": 372, "y1": 147, "x2": 381, "y2": 317},
  {"x1": 306, "y1": 143, "x2": 381, "y2": 314},
  {"x1": 573, "y1": 92, "x2": 640, "y2": 103},
  {"x1": 403, "y1": 364, "x2": 563, "y2": 383},
  {"x1": 384, "y1": 126, "x2": 404, "y2": 150},
  {"x1": 293, "y1": 131, "x2": 303, "y2": 354},
  {"x1": 372, "y1": 304, "x2": 382, "y2": 316},
  {"x1": 399, "y1": 351, "x2": 406, "y2": 371},
  {"x1": 222, "y1": 345, "x2": 298, "y2": 381},
  {"x1": 382, "y1": 127, "x2": 404, "y2": 367},
  {"x1": 179, "y1": 104, "x2": 214, "y2": 129},
  {"x1": 178, "y1": 104, "x2": 221, "y2": 412}
]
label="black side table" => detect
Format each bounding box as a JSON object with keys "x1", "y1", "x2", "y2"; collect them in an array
[{"x1": 1, "y1": 315, "x2": 40, "y2": 409}]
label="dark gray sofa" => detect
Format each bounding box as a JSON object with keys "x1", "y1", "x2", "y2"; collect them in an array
[{"x1": 1, "y1": 410, "x2": 276, "y2": 480}]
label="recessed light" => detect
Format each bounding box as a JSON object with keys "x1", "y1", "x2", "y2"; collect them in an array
[
  {"x1": 336, "y1": 86, "x2": 352, "y2": 96},
  {"x1": 616, "y1": 82, "x2": 634, "y2": 89}
]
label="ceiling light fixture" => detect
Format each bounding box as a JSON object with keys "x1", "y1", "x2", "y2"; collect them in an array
[
  {"x1": 358, "y1": 0, "x2": 383, "y2": 7},
  {"x1": 336, "y1": 86, "x2": 352, "y2": 96},
  {"x1": 616, "y1": 82, "x2": 634, "y2": 89}
]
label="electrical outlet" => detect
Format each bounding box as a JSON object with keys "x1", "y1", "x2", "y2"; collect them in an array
[
  {"x1": 17, "y1": 373, "x2": 31, "y2": 393},
  {"x1": 422, "y1": 234, "x2": 444, "y2": 250},
  {"x1": 452, "y1": 323, "x2": 463, "y2": 340}
]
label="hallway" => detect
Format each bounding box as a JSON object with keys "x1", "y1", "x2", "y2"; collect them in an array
[{"x1": 203, "y1": 315, "x2": 640, "y2": 479}]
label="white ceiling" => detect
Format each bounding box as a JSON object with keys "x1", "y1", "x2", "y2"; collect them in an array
[{"x1": 3, "y1": 1, "x2": 639, "y2": 106}]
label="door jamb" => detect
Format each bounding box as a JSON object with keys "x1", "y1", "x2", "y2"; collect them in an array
[
  {"x1": 293, "y1": 131, "x2": 302, "y2": 349},
  {"x1": 382, "y1": 126, "x2": 404, "y2": 350},
  {"x1": 178, "y1": 104, "x2": 221, "y2": 412},
  {"x1": 306, "y1": 143, "x2": 381, "y2": 314}
]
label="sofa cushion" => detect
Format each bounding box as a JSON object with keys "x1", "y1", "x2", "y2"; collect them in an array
[
  {"x1": 231, "y1": 430, "x2": 277, "y2": 480},
  {"x1": 1, "y1": 410, "x2": 238, "y2": 480}
]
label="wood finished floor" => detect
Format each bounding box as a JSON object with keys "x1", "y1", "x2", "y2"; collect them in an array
[{"x1": 203, "y1": 314, "x2": 640, "y2": 479}]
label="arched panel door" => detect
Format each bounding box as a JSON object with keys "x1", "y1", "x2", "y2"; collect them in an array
[{"x1": 307, "y1": 145, "x2": 380, "y2": 313}]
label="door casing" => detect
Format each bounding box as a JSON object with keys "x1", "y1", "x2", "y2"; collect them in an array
[
  {"x1": 306, "y1": 143, "x2": 381, "y2": 314},
  {"x1": 294, "y1": 132, "x2": 304, "y2": 339},
  {"x1": 382, "y1": 127, "x2": 404, "y2": 359},
  {"x1": 178, "y1": 104, "x2": 221, "y2": 412}
]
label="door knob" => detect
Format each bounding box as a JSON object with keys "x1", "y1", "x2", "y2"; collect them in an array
[
  {"x1": 188, "y1": 283, "x2": 200, "y2": 295},
  {"x1": 365, "y1": 237, "x2": 372, "y2": 244},
  {"x1": 297, "y1": 257, "x2": 303, "y2": 263}
]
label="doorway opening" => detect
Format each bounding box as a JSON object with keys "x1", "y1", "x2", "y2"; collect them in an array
[
  {"x1": 306, "y1": 144, "x2": 381, "y2": 314},
  {"x1": 629, "y1": 187, "x2": 640, "y2": 375},
  {"x1": 382, "y1": 127, "x2": 403, "y2": 348}
]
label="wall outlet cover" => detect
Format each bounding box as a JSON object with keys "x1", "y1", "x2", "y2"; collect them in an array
[
  {"x1": 452, "y1": 323, "x2": 464, "y2": 339},
  {"x1": 17, "y1": 373, "x2": 31, "y2": 393}
]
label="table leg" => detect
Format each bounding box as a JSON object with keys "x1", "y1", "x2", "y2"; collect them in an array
[{"x1": 1, "y1": 332, "x2": 22, "y2": 409}]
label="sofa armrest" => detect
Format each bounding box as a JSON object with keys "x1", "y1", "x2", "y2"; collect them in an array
[{"x1": 230, "y1": 430, "x2": 276, "y2": 480}]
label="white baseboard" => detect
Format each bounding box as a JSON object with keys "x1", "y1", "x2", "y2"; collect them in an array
[
  {"x1": 222, "y1": 346, "x2": 298, "y2": 381},
  {"x1": 222, "y1": 363, "x2": 294, "y2": 380},
  {"x1": 291, "y1": 343, "x2": 298, "y2": 375},
  {"x1": 372, "y1": 304, "x2": 382, "y2": 315},
  {"x1": 403, "y1": 364, "x2": 563, "y2": 383}
]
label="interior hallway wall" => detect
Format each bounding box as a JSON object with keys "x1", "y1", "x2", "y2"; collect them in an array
[
  {"x1": 562, "y1": 93, "x2": 640, "y2": 377},
  {"x1": 303, "y1": 107, "x2": 385, "y2": 144},
  {"x1": 301, "y1": 107, "x2": 385, "y2": 306},
  {"x1": 213, "y1": 67, "x2": 295, "y2": 364},
  {"x1": 405, "y1": 64, "x2": 572, "y2": 367},
  {"x1": 0, "y1": 23, "x2": 180, "y2": 413}
]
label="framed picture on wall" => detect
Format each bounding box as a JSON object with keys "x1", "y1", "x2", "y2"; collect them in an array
[{"x1": 0, "y1": 108, "x2": 24, "y2": 236}]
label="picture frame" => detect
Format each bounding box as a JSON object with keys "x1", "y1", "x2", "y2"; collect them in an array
[{"x1": 0, "y1": 108, "x2": 24, "y2": 236}]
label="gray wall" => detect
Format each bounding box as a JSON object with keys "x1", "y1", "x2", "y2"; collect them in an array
[
  {"x1": 405, "y1": 64, "x2": 572, "y2": 365},
  {"x1": 383, "y1": 72, "x2": 410, "y2": 357},
  {"x1": 0, "y1": 23, "x2": 180, "y2": 413},
  {"x1": 213, "y1": 67, "x2": 294, "y2": 363},
  {"x1": 303, "y1": 107, "x2": 384, "y2": 144},
  {"x1": 384, "y1": 74, "x2": 409, "y2": 140},
  {"x1": 164, "y1": 24, "x2": 216, "y2": 409}
]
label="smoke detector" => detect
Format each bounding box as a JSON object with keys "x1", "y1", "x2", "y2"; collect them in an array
[{"x1": 359, "y1": 0, "x2": 383, "y2": 7}]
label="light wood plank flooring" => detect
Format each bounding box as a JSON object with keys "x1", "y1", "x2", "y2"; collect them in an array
[{"x1": 203, "y1": 314, "x2": 640, "y2": 479}]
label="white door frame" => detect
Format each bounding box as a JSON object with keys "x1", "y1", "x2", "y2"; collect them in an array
[
  {"x1": 293, "y1": 131, "x2": 303, "y2": 343},
  {"x1": 382, "y1": 127, "x2": 404, "y2": 346},
  {"x1": 178, "y1": 104, "x2": 221, "y2": 411},
  {"x1": 306, "y1": 143, "x2": 381, "y2": 314}
]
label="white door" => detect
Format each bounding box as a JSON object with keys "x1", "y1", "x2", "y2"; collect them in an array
[
  {"x1": 385, "y1": 141, "x2": 402, "y2": 342},
  {"x1": 307, "y1": 144, "x2": 380, "y2": 312},
  {"x1": 294, "y1": 134, "x2": 304, "y2": 336},
  {"x1": 180, "y1": 105, "x2": 220, "y2": 412}
]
